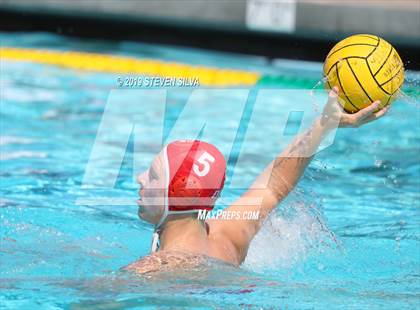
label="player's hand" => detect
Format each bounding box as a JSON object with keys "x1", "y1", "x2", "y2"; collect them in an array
[{"x1": 321, "y1": 86, "x2": 390, "y2": 129}]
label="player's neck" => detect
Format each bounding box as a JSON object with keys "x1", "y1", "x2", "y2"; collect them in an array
[{"x1": 159, "y1": 215, "x2": 208, "y2": 253}]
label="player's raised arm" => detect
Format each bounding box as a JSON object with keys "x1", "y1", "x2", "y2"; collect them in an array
[{"x1": 214, "y1": 87, "x2": 389, "y2": 262}]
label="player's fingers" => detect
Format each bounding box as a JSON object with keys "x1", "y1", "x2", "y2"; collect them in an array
[
  {"x1": 354, "y1": 100, "x2": 381, "y2": 121},
  {"x1": 359, "y1": 105, "x2": 390, "y2": 125},
  {"x1": 373, "y1": 104, "x2": 390, "y2": 118}
]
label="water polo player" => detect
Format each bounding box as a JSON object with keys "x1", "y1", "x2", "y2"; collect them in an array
[{"x1": 126, "y1": 86, "x2": 389, "y2": 273}]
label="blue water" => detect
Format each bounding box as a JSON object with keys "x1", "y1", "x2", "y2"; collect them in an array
[{"x1": 1, "y1": 33, "x2": 419, "y2": 309}]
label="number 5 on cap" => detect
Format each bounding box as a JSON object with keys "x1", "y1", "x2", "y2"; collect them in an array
[{"x1": 193, "y1": 152, "x2": 215, "y2": 177}]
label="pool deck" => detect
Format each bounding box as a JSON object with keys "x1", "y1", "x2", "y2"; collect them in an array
[
  {"x1": 0, "y1": 0, "x2": 418, "y2": 69},
  {"x1": 0, "y1": 0, "x2": 418, "y2": 45}
]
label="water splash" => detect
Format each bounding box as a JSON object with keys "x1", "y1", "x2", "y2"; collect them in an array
[
  {"x1": 394, "y1": 70, "x2": 420, "y2": 108},
  {"x1": 244, "y1": 203, "x2": 340, "y2": 272},
  {"x1": 308, "y1": 77, "x2": 328, "y2": 113},
  {"x1": 397, "y1": 89, "x2": 420, "y2": 109}
]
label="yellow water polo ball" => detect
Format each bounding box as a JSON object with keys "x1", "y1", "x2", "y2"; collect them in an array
[{"x1": 323, "y1": 34, "x2": 404, "y2": 113}]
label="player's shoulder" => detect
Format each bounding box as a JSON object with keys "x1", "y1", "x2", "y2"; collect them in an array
[
  {"x1": 123, "y1": 254, "x2": 162, "y2": 274},
  {"x1": 124, "y1": 251, "x2": 208, "y2": 274},
  {"x1": 206, "y1": 219, "x2": 245, "y2": 265}
]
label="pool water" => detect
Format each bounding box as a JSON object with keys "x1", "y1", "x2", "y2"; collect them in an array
[{"x1": 1, "y1": 33, "x2": 419, "y2": 309}]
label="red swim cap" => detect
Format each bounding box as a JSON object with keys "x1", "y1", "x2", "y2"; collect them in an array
[{"x1": 157, "y1": 140, "x2": 226, "y2": 227}]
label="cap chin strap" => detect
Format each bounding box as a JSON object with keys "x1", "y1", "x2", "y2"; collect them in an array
[
  {"x1": 150, "y1": 201, "x2": 169, "y2": 253},
  {"x1": 151, "y1": 145, "x2": 173, "y2": 253},
  {"x1": 150, "y1": 231, "x2": 160, "y2": 252}
]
